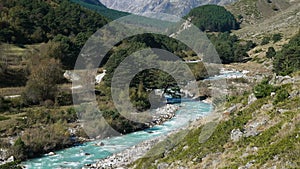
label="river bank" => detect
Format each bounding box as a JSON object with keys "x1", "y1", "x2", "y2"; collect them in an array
[
  {"x1": 82, "y1": 102, "x2": 212, "y2": 169},
  {"x1": 82, "y1": 136, "x2": 163, "y2": 169},
  {"x1": 22, "y1": 101, "x2": 212, "y2": 169}
]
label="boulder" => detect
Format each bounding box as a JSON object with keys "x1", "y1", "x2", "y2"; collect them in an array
[
  {"x1": 230, "y1": 129, "x2": 243, "y2": 142},
  {"x1": 270, "y1": 92, "x2": 276, "y2": 97},
  {"x1": 157, "y1": 162, "x2": 169, "y2": 169},
  {"x1": 7, "y1": 156, "x2": 14, "y2": 163},
  {"x1": 261, "y1": 104, "x2": 273, "y2": 110},
  {"x1": 63, "y1": 70, "x2": 80, "y2": 82},
  {"x1": 279, "y1": 76, "x2": 294, "y2": 84},
  {"x1": 224, "y1": 105, "x2": 237, "y2": 115},
  {"x1": 244, "y1": 130, "x2": 259, "y2": 137},
  {"x1": 182, "y1": 145, "x2": 189, "y2": 151},
  {"x1": 289, "y1": 90, "x2": 300, "y2": 98},
  {"x1": 248, "y1": 93, "x2": 257, "y2": 105},
  {"x1": 48, "y1": 152, "x2": 56, "y2": 156}
]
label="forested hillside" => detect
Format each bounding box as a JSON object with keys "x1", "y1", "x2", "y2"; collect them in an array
[
  {"x1": 0, "y1": 0, "x2": 111, "y2": 164},
  {"x1": 186, "y1": 5, "x2": 239, "y2": 32},
  {"x1": 0, "y1": 0, "x2": 109, "y2": 69},
  {"x1": 0, "y1": 0, "x2": 108, "y2": 44}
]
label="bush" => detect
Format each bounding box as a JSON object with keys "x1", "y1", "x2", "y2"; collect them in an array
[
  {"x1": 261, "y1": 36, "x2": 270, "y2": 45},
  {"x1": 266, "y1": 47, "x2": 276, "y2": 58},
  {"x1": 272, "y1": 33, "x2": 282, "y2": 43},
  {"x1": 0, "y1": 115, "x2": 10, "y2": 121},
  {"x1": 55, "y1": 92, "x2": 73, "y2": 106},
  {"x1": 10, "y1": 137, "x2": 27, "y2": 160},
  {"x1": 273, "y1": 88, "x2": 289, "y2": 104},
  {"x1": 21, "y1": 122, "x2": 72, "y2": 158},
  {"x1": 23, "y1": 58, "x2": 62, "y2": 105},
  {"x1": 253, "y1": 78, "x2": 275, "y2": 98},
  {"x1": 0, "y1": 161, "x2": 22, "y2": 169},
  {"x1": 43, "y1": 99, "x2": 55, "y2": 108},
  {"x1": 208, "y1": 33, "x2": 253, "y2": 63}
]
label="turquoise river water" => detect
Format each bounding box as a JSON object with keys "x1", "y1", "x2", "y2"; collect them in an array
[
  {"x1": 23, "y1": 101, "x2": 212, "y2": 169},
  {"x1": 23, "y1": 70, "x2": 243, "y2": 169}
]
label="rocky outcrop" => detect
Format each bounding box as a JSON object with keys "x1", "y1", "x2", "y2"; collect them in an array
[
  {"x1": 269, "y1": 75, "x2": 296, "y2": 85},
  {"x1": 231, "y1": 116, "x2": 269, "y2": 142}
]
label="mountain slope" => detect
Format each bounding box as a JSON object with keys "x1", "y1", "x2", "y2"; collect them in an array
[
  {"x1": 226, "y1": 0, "x2": 297, "y2": 25},
  {"x1": 70, "y1": 0, "x2": 129, "y2": 20},
  {"x1": 226, "y1": 0, "x2": 300, "y2": 40},
  {"x1": 99, "y1": 0, "x2": 238, "y2": 16}
]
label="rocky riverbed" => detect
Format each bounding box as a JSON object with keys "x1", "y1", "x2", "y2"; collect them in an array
[
  {"x1": 82, "y1": 104, "x2": 181, "y2": 169},
  {"x1": 147, "y1": 104, "x2": 180, "y2": 127},
  {"x1": 82, "y1": 137, "x2": 163, "y2": 169}
]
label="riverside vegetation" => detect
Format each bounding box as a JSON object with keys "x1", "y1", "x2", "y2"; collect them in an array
[{"x1": 0, "y1": 0, "x2": 299, "y2": 168}]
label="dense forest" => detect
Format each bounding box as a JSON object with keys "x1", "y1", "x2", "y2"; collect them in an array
[
  {"x1": 0, "y1": 0, "x2": 108, "y2": 44},
  {"x1": 185, "y1": 5, "x2": 239, "y2": 32},
  {"x1": 0, "y1": 0, "x2": 108, "y2": 68}
]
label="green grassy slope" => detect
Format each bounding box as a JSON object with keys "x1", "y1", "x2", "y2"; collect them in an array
[{"x1": 131, "y1": 76, "x2": 300, "y2": 169}]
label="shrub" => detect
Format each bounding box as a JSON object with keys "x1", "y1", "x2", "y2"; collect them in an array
[
  {"x1": 23, "y1": 58, "x2": 62, "y2": 105},
  {"x1": 272, "y1": 33, "x2": 282, "y2": 43},
  {"x1": 266, "y1": 47, "x2": 276, "y2": 58},
  {"x1": 55, "y1": 92, "x2": 73, "y2": 106},
  {"x1": 271, "y1": 4, "x2": 279, "y2": 11},
  {"x1": 261, "y1": 36, "x2": 270, "y2": 45},
  {"x1": 0, "y1": 161, "x2": 22, "y2": 169},
  {"x1": 10, "y1": 137, "x2": 27, "y2": 160},
  {"x1": 273, "y1": 88, "x2": 289, "y2": 104},
  {"x1": 0, "y1": 115, "x2": 10, "y2": 121},
  {"x1": 21, "y1": 122, "x2": 72, "y2": 158},
  {"x1": 43, "y1": 99, "x2": 55, "y2": 108},
  {"x1": 253, "y1": 78, "x2": 275, "y2": 98}
]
